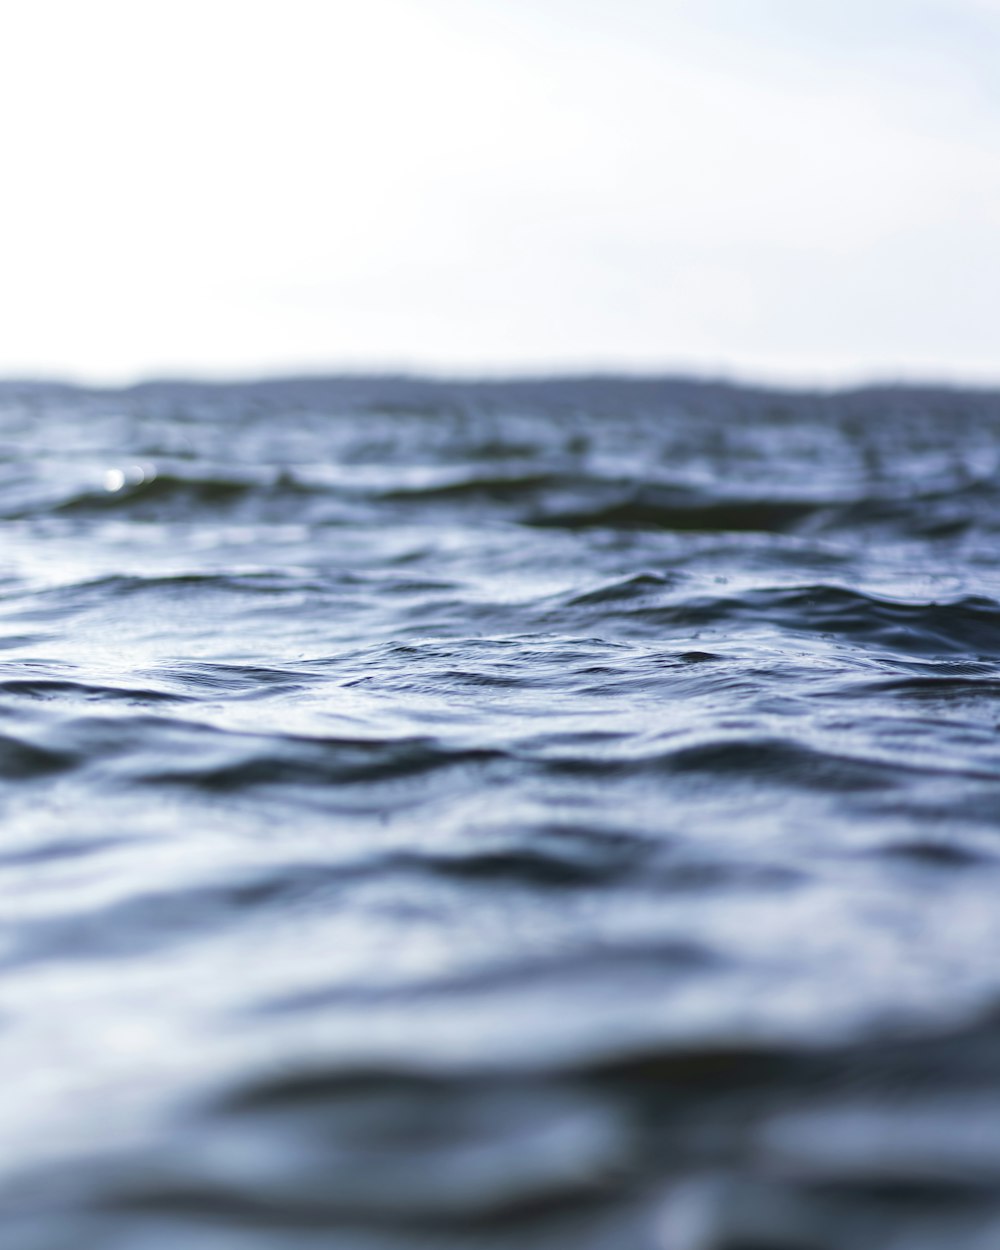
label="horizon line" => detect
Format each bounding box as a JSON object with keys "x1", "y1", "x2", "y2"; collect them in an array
[{"x1": 3, "y1": 364, "x2": 1000, "y2": 397}]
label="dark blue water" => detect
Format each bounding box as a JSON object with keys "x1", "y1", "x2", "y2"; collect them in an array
[{"x1": 2, "y1": 376, "x2": 1000, "y2": 1250}]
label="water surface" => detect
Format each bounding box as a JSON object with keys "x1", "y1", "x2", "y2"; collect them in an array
[{"x1": 2, "y1": 376, "x2": 1000, "y2": 1249}]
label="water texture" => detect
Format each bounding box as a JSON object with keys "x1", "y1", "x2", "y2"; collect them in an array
[{"x1": 2, "y1": 376, "x2": 1000, "y2": 1249}]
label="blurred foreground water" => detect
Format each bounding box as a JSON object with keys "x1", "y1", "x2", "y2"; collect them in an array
[{"x1": 2, "y1": 376, "x2": 1000, "y2": 1249}]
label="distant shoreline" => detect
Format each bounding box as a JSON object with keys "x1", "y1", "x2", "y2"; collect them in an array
[{"x1": 2, "y1": 372, "x2": 999, "y2": 401}]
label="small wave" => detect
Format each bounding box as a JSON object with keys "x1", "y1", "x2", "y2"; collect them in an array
[
  {"x1": 853, "y1": 675, "x2": 1000, "y2": 701},
  {"x1": 564, "y1": 571, "x2": 681, "y2": 605},
  {"x1": 529, "y1": 489, "x2": 821, "y2": 532},
  {"x1": 751, "y1": 586, "x2": 1000, "y2": 657},
  {"x1": 378, "y1": 470, "x2": 575, "y2": 503},
  {"x1": 53, "y1": 471, "x2": 292, "y2": 514},
  {"x1": 874, "y1": 839, "x2": 990, "y2": 868},
  {"x1": 562, "y1": 583, "x2": 1000, "y2": 657},
  {"x1": 144, "y1": 661, "x2": 313, "y2": 699},
  {"x1": 0, "y1": 730, "x2": 76, "y2": 778},
  {"x1": 6, "y1": 468, "x2": 352, "y2": 524},
  {"x1": 108, "y1": 721, "x2": 510, "y2": 792},
  {"x1": 0, "y1": 676, "x2": 188, "y2": 705},
  {"x1": 3, "y1": 866, "x2": 338, "y2": 969},
  {"x1": 539, "y1": 735, "x2": 909, "y2": 792}
]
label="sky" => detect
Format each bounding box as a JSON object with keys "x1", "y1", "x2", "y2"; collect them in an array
[{"x1": 1, "y1": 0, "x2": 999, "y2": 386}]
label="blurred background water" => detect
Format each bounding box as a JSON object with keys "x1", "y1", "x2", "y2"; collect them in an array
[{"x1": 2, "y1": 376, "x2": 1000, "y2": 1249}]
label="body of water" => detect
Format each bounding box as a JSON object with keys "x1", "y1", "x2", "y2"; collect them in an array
[{"x1": 2, "y1": 376, "x2": 1000, "y2": 1249}]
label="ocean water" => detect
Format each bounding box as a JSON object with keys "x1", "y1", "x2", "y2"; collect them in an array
[{"x1": 2, "y1": 376, "x2": 1000, "y2": 1250}]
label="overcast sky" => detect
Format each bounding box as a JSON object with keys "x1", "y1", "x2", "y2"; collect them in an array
[{"x1": 1, "y1": 0, "x2": 999, "y2": 385}]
